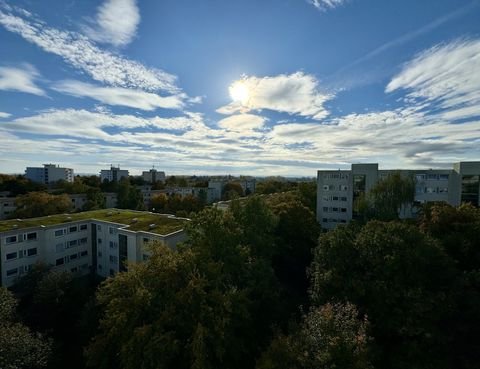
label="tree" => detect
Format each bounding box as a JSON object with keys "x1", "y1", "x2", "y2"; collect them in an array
[
  {"x1": 295, "y1": 181, "x2": 317, "y2": 213},
  {"x1": 310, "y1": 221, "x2": 457, "y2": 368},
  {"x1": 0, "y1": 174, "x2": 46, "y2": 196},
  {"x1": 83, "y1": 188, "x2": 106, "y2": 211},
  {"x1": 0, "y1": 288, "x2": 51, "y2": 369},
  {"x1": 257, "y1": 302, "x2": 372, "y2": 369},
  {"x1": 13, "y1": 192, "x2": 72, "y2": 218},
  {"x1": 355, "y1": 172, "x2": 415, "y2": 221},
  {"x1": 116, "y1": 179, "x2": 144, "y2": 210},
  {"x1": 222, "y1": 182, "x2": 244, "y2": 200}
]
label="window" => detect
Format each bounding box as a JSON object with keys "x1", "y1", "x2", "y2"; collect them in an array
[
  {"x1": 109, "y1": 269, "x2": 115, "y2": 276},
  {"x1": 69, "y1": 226, "x2": 78, "y2": 233},
  {"x1": 56, "y1": 258, "x2": 64, "y2": 266},
  {"x1": 439, "y1": 187, "x2": 448, "y2": 193},
  {"x1": 71, "y1": 267, "x2": 78, "y2": 273},
  {"x1": 143, "y1": 254, "x2": 149, "y2": 261},
  {"x1": 322, "y1": 196, "x2": 330, "y2": 202},
  {"x1": 80, "y1": 251, "x2": 88, "y2": 257},
  {"x1": 27, "y1": 248, "x2": 37, "y2": 257},
  {"x1": 97, "y1": 225, "x2": 102, "y2": 231},
  {"x1": 322, "y1": 218, "x2": 328, "y2": 223},
  {"x1": 6, "y1": 251, "x2": 17, "y2": 261},
  {"x1": 341, "y1": 197, "x2": 347, "y2": 201},
  {"x1": 109, "y1": 241, "x2": 117, "y2": 249},
  {"x1": 323, "y1": 185, "x2": 329, "y2": 191},
  {"x1": 98, "y1": 251, "x2": 103, "y2": 257},
  {"x1": 109, "y1": 227, "x2": 115, "y2": 234},
  {"x1": 332, "y1": 207, "x2": 339, "y2": 212},
  {"x1": 54, "y1": 229, "x2": 64, "y2": 237},
  {"x1": 80, "y1": 224, "x2": 88, "y2": 231},
  {"x1": 69, "y1": 240, "x2": 78, "y2": 247},
  {"x1": 340, "y1": 185, "x2": 348, "y2": 191},
  {"x1": 70, "y1": 253, "x2": 78, "y2": 261},
  {"x1": 341, "y1": 208, "x2": 347, "y2": 213},
  {"x1": 426, "y1": 187, "x2": 436, "y2": 194},
  {"x1": 5, "y1": 235, "x2": 17, "y2": 244},
  {"x1": 79, "y1": 237, "x2": 88, "y2": 244},
  {"x1": 439, "y1": 174, "x2": 449, "y2": 181},
  {"x1": 109, "y1": 255, "x2": 118, "y2": 264},
  {"x1": 427, "y1": 174, "x2": 438, "y2": 180},
  {"x1": 26, "y1": 232, "x2": 37, "y2": 241},
  {"x1": 98, "y1": 238, "x2": 102, "y2": 244},
  {"x1": 98, "y1": 264, "x2": 102, "y2": 270},
  {"x1": 415, "y1": 174, "x2": 426, "y2": 181},
  {"x1": 322, "y1": 207, "x2": 328, "y2": 212},
  {"x1": 6, "y1": 268, "x2": 18, "y2": 277},
  {"x1": 415, "y1": 186, "x2": 424, "y2": 194},
  {"x1": 143, "y1": 237, "x2": 150, "y2": 243},
  {"x1": 332, "y1": 196, "x2": 339, "y2": 201}
]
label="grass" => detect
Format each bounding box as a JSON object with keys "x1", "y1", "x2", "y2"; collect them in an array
[{"x1": 0, "y1": 209, "x2": 187, "y2": 235}]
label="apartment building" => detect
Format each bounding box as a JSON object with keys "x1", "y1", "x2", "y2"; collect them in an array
[
  {"x1": 317, "y1": 161, "x2": 480, "y2": 229},
  {"x1": 100, "y1": 166, "x2": 129, "y2": 183},
  {"x1": 0, "y1": 193, "x2": 16, "y2": 220},
  {"x1": 142, "y1": 168, "x2": 166, "y2": 183},
  {"x1": 25, "y1": 164, "x2": 74, "y2": 184},
  {"x1": 0, "y1": 209, "x2": 188, "y2": 287}
]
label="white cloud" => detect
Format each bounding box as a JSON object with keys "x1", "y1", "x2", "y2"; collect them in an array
[
  {"x1": 217, "y1": 72, "x2": 333, "y2": 120},
  {"x1": 218, "y1": 114, "x2": 266, "y2": 133},
  {"x1": 84, "y1": 0, "x2": 140, "y2": 47},
  {"x1": 386, "y1": 39, "x2": 480, "y2": 120},
  {"x1": 53, "y1": 80, "x2": 185, "y2": 111},
  {"x1": 0, "y1": 111, "x2": 12, "y2": 118},
  {"x1": 307, "y1": 0, "x2": 348, "y2": 11},
  {"x1": 0, "y1": 6, "x2": 177, "y2": 93},
  {"x1": 0, "y1": 64, "x2": 45, "y2": 96}
]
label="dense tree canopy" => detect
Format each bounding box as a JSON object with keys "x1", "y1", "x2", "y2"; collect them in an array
[{"x1": 13, "y1": 192, "x2": 72, "y2": 218}]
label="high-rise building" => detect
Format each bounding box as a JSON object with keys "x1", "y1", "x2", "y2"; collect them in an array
[
  {"x1": 25, "y1": 164, "x2": 74, "y2": 184},
  {"x1": 100, "y1": 165, "x2": 129, "y2": 182},
  {"x1": 317, "y1": 161, "x2": 480, "y2": 229},
  {"x1": 142, "y1": 168, "x2": 166, "y2": 183}
]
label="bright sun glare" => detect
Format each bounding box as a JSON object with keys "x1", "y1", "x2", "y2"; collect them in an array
[{"x1": 229, "y1": 81, "x2": 249, "y2": 104}]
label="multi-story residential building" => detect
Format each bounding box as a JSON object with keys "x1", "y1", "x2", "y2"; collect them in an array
[
  {"x1": 317, "y1": 161, "x2": 480, "y2": 229},
  {"x1": 207, "y1": 178, "x2": 256, "y2": 201},
  {"x1": 165, "y1": 186, "x2": 216, "y2": 204},
  {"x1": 0, "y1": 209, "x2": 188, "y2": 287},
  {"x1": 25, "y1": 164, "x2": 74, "y2": 184},
  {"x1": 142, "y1": 168, "x2": 166, "y2": 183},
  {"x1": 100, "y1": 166, "x2": 129, "y2": 183},
  {"x1": 0, "y1": 193, "x2": 15, "y2": 220},
  {"x1": 137, "y1": 185, "x2": 167, "y2": 208}
]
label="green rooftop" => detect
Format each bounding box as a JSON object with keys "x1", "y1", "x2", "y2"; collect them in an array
[{"x1": 0, "y1": 209, "x2": 188, "y2": 235}]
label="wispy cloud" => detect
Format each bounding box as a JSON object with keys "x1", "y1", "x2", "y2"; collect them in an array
[
  {"x1": 83, "y1": 0, "x2": 140, "y2": 47},
  {"x1": 307, "y1": 0, "x2": 348, "y2": 12},
  {"x1": 0, "y1": 6, "x2": 178, "y2": 93},
  {"x1": 52, "y1": 80, "x2": 186, "y2": 111},
  {"x1": 0, "y1": 64, "x2": 45, "y2": 96},
  {"x1": 217, "y1": 72, "x2": 333, "y2": 120},
  {"x1": 387, "y1": 38, "x2": 480, "y2": 120},
  {"x1": 0, "y1": 111, "x2": 12, "y2": 118}
]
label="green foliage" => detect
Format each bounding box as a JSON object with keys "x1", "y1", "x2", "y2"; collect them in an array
[
  {"x1": 222, "y1": 182, "x2": 244, "y2": 200},
  {"x1": 13, "y1": 192, "x2": 72, "y2": 218},
  {"x1": 83, "y1": 188, "x2": 106, "y2": 211},
  {"x1": 310, "y1": 221, "x2": 457, "y2": 368},
  {"x1": 0, "y1": 174, "x2": 46, "y2": 196},
  {"x1": 295, "y1": 181, "x2": 317, "y2": 212},
  {"x1": 0, "y1": 288, "x2": 51, "y2": 369},
  {"x1": 151, "y1": 193, "x2": 205, "y2": 215},
  {"x1": 256, "y1": 179, "x2": 297, "y2": 195},
  {"x1": 257, "y1": 302, "x2": 372, "y2": 369},
  {"x1": 116, "y1": 179, "x2": 144, "y2": 210},
  {"x1": 356, "y1": 172, "x2": 415, "y2": 221}
]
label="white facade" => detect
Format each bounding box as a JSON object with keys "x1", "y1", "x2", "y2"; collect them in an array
[
  {"x1": 317, "y1": 162, "x2": 480, "y2": 229},
  {"x1": 0, "y1": 196, "x2": 16, "y2": 220},
  {"x1": 25, "y1": 164, "x2": 74, "y2": 184},
  {"x1": 0, "y1": 212, "x2": 187, "y2": 287},
  {"x1": 100, "y1": 166, "x2": 129, "y2": 182}
]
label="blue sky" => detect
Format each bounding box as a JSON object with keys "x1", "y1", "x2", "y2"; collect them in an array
[{"x1": 0, "y1": 0, "x2": 479, "y2": 175}]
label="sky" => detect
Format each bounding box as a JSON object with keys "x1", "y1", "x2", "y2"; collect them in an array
[{"x1": 0, "y1": 0, "x2": 479, "y2": 176}]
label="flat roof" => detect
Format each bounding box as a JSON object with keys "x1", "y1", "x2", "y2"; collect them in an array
[{"x1": 0, "y1": 209, "x2": 187, "y2": 235}]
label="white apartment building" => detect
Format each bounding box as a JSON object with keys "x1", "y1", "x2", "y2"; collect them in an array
[
  {"x1": 0, "y1": 194, "x2": 16, "y2": 220},
  {"x1": 25, "y1": 164, "x2": 74, "y2": 184},
  {"x1": 317, "y1": 161, "x2": 480, "y2": 229},
  {"x1": 142, "y1": 169, "x2": 166, "y2": 183},
  {"x1": 0, "y1": 209, "x2": 187, "y2": 287},
  {"x1": 100, "y1": 166, "x2": 129, "y2": 183}
]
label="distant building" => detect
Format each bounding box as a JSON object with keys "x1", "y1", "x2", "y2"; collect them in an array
[
  {"x1": 317, "y1": 161, "x2": 480, "y2": 230},
  {"x1": 100, "y1": 166, "x2": 129, "y2": 183},
  {"x1": 25, "y1": 164, "x2": 74, "y2": 184},
  {"x1": 142, "y1": 169, "x2": 166, "y2": 183},
  {"x1": 0, "y1": 193, "x2": 15, "y2": 220},
  {"x1": 0, "y1": 209, "x2": 188, "y2": 287}
]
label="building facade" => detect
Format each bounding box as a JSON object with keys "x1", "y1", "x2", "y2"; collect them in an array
[
  {"x1": 142, "y1": 169, "x2": 166, "y2": 183},
  {"x1": 25, "y1": 164, "x2": 74, "y2": 184},
  {"x1": 317, "y1": 162, "x2": 480, "y2": 229},
  {"x1": 0, "y1": 210, "x2": 187, "y2": 287},
  {"x1": 100, "y1": 166, "x2": 129, "y2": 183}
]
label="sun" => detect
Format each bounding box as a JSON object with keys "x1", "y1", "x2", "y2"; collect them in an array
[{"x1": 229, "y1": 81, "x2": 249, "y2": 104}]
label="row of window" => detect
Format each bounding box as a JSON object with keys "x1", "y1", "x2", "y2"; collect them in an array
[
  {"x1": 4, "y1": 232, "x2": 37, "y2": 245},
  {"x1": 322, "y1": 207, "x2": 347, "y2": 213},
  {"x1": 322, "y1": 185, "x2": 348, "y2": 192},
  {"x1": 322, "y1": 196, "x2": 348, "y2": 202},
  {"x1": 5, "y1": 264, "x2": 34, "y2": 278},
  {"x1": 5, "y1": 247, "x2": 38, "y2": 261},
  {"x1": 415, "y1": 174, "x2": 449, "y2": 181},
  {"x1": 321, "y1": 218, "x2": 348, "y2": 224},
  {"x1": 323, "y1": 173, "x2": 349, "y2": 180},
  {"x1": 416, "y1": 187, "x2": 449, "y2": 194},
  {"x1": 55, "y1": 237, "x2": 88, "y2": 253},
  {"x1": 54, "y1": 224, "x2": 88, "y2": 237},
  {"x1": 70, "y1": 264, "x2": 89, "y2": 273},
  {"x1": 55, "y1": 250, "x2": 88, "y2": 266}
]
